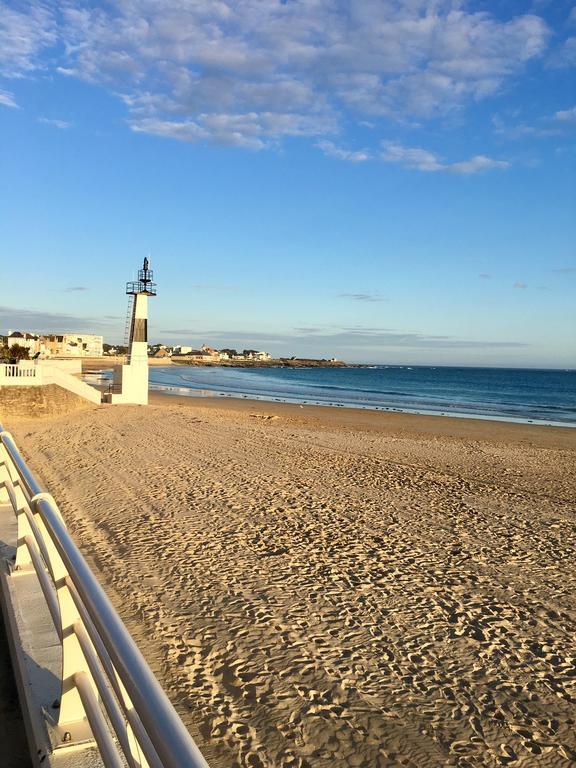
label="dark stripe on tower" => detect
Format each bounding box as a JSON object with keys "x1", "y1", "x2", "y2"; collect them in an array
[{"x1": 133, "y1": 318, "x2": 148, "y2": 342}]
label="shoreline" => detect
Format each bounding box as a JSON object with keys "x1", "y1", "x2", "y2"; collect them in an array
[
  {"x1": 148, "y1": 385, "x2": 576, "y2": 431},
  {"x1": 171, "y1": 358, "x2": 351, "y2": 368},
  {"x1": 148, "y1": 391, "x2": 576, "y2": 449},
  {"x1": 82, "y1": 360, "x2": 576, "y2": 431}
]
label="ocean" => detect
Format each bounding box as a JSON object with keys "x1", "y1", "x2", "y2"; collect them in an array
[{"x1": 139, "y1": 365, "x2": 576, "y2": 427}]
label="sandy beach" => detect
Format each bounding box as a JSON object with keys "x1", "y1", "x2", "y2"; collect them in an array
[{"x1": 6, "y1": 396, "x2": 576, "y2": 768}]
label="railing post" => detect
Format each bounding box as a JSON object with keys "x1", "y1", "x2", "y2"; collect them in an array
[
  {"x1": 0, "y1": 439, "x2": 11, "y2": 503},
  {"x1": 32, "y1": 494, "x2": 99, "y2": 748},
  {"x1": 12, "y1": 485, "x2": 35, "y2": 571},
  {"x1": 0, "y1": 436, "x2": 34, "y2": 569}
]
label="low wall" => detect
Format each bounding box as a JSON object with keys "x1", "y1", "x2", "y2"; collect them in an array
[
  {"x1": 0, "y1": 363, "x2": 101, "y2": 405},
  {"x1": 0, "y1": 385, "x2": 96, "y2": 420}
]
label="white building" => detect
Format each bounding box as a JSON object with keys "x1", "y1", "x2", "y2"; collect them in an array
[
  {"x1": 44, "y1": 334, "x2": 103, "y2": 357},
  {"x1": 243, "y1": 349, "x2": 272, "y2": 360},
  {"x1": 7, "y1": 332, "x2": 103, "y2": 358},
  {"x1": 7, "y1": 332, "x2": 39, "y2": 354}
]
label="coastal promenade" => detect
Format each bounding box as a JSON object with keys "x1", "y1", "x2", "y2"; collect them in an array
[{"x1": 4, "y1": 395, "x2": 575, "y2": 767}]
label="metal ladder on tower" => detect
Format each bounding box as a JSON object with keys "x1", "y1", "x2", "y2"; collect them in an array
[{"x1": 123, "y1": 294, "x2": 134, "y2": 364}]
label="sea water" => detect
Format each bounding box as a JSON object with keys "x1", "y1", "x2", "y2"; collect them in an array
[{"x1": 144, "y1": 365, "x2": 576, "y2": 427}]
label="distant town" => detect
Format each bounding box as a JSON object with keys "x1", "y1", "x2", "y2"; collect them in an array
[{"x1": 0, "y1": 332, "x2": 345, "y2": 367}]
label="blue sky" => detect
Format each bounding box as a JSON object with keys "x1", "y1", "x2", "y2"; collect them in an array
[{"x1": 1, "y1": 0, "x2": 575, "y2": 366}]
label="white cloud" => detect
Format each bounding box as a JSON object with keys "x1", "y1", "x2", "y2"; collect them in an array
[
  {"x1": 448, "y1": 155, "x2": 510, "y2": 173},
  {"x1": 492, "y1": 104, "x2": 576, "y2": 139},
  {"x1": 131, "y1": 111, "x2": 337, "y2": 149},
  {"x1": 0, "y1": 1, "x2": 553, "y2": 147},
  {"x1": 554, "y1": 105, "x2": 576, "y2": 122},
  {"x1": 339, "y1": 293, "x2": 384, "y2": 302},
  {"x1": 160, "y1": 325, "x2": 528, "y2": 353},
  {"x1": 38, "y1": 117, "x2": 72, "y2": 129},
  {"x1": 513, "y1": 281, "x2": 528, "y2": 289},
  {"x1": 0, "y1": 88, "x2": 17, "y2": 108},
  {"x1": 548, "y1": 35, "x2": 576, "y2": 68},
  {"x1": 316, "y1": 140, "x2": 370, "y2": 162},
  {"x1": 381, "y1": 142, "x2": 509, "y2": 174},
  {"x1": 0, "y1": 1, "x2": 56, "y2": 78},
  {"x1": 381, "y1": 142, "x2": 443, "y2": 172},
  {"x1": 0, "y1": 305, "x2": 114, "y2": 333}
]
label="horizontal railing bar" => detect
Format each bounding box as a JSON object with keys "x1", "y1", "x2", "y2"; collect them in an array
[
  {"x1": 67, "y1": 578, "x2": 163, "y2": 768},
  {"x1": 12, "y1": 470, "x2": 139, "y2": 767},
  {"x1": 74, "y1": 671, "x2": 125, "y2": 768},
  {"x1": 2, "y1": 476, "x2": 22, "y2": 515},
  {"x1": 0, "y1": 453, "x2": 29, "y2": 496},
  {"x1": 37, "y1": 497, "x2": 209, "y2": 768},
  {"x1": 21, "y1": 487, "x2": 143, "y2": 768},
  {"x1": 0, "y1": 424, "x2": 210, "y2": 768},
  {"x1": 11, "y1": 486, "x2": 56, "y2": 581},
  {"x1": 23, "y1": 535, "x2": 61, "y2": 632},
  {"x1": 74, "y1": 622, "x2": 143, "y2": 768},
  {"x1": 0, "y1": 431, "x2": 44, "y2": 498},
  {"x1": 3, "y1": 479, "x2": 17, "y2": 508},
  {"x1": 22, "y1": 504, "x2": 55, "y2": 580}
]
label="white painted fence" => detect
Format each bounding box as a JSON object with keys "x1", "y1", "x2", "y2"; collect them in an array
[{"x1": 0, "y1": 363, "x2": 38, "y2": 381}]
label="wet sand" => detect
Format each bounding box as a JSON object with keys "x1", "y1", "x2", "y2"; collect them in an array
[{"x1": 6, "y1": 396, "x2": 576, "y2": 767}]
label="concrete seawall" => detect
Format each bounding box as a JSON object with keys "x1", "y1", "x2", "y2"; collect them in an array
[{"x1": 0, "y1": 385, "x2": 99, "y2": 420}]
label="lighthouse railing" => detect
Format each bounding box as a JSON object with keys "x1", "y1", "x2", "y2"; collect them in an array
[{"x1": 0, "y1": 424, "x2": 210, "y2": 768}]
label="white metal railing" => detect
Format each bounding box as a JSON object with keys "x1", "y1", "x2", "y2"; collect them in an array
[{"x1": 0, "y1": 424, "x2": 210, "y2": 768}]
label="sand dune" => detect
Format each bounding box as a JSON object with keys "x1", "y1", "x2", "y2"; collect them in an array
[{"x1": 8, "y1": 398, "x2": 576, "y2": 767}]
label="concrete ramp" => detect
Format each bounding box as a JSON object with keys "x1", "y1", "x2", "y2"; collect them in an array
[{"x1": 43, "y1": 367, "x2": 101, "y2": 404}]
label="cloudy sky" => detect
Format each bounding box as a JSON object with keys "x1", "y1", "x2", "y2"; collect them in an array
[{"x1": 1, "y1": 0, "x2": 574, "y2": 365}]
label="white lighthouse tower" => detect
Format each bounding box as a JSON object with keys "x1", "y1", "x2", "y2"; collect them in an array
[{"x1": 107, "y1": 258, "x2": 156, "y2": 405}]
